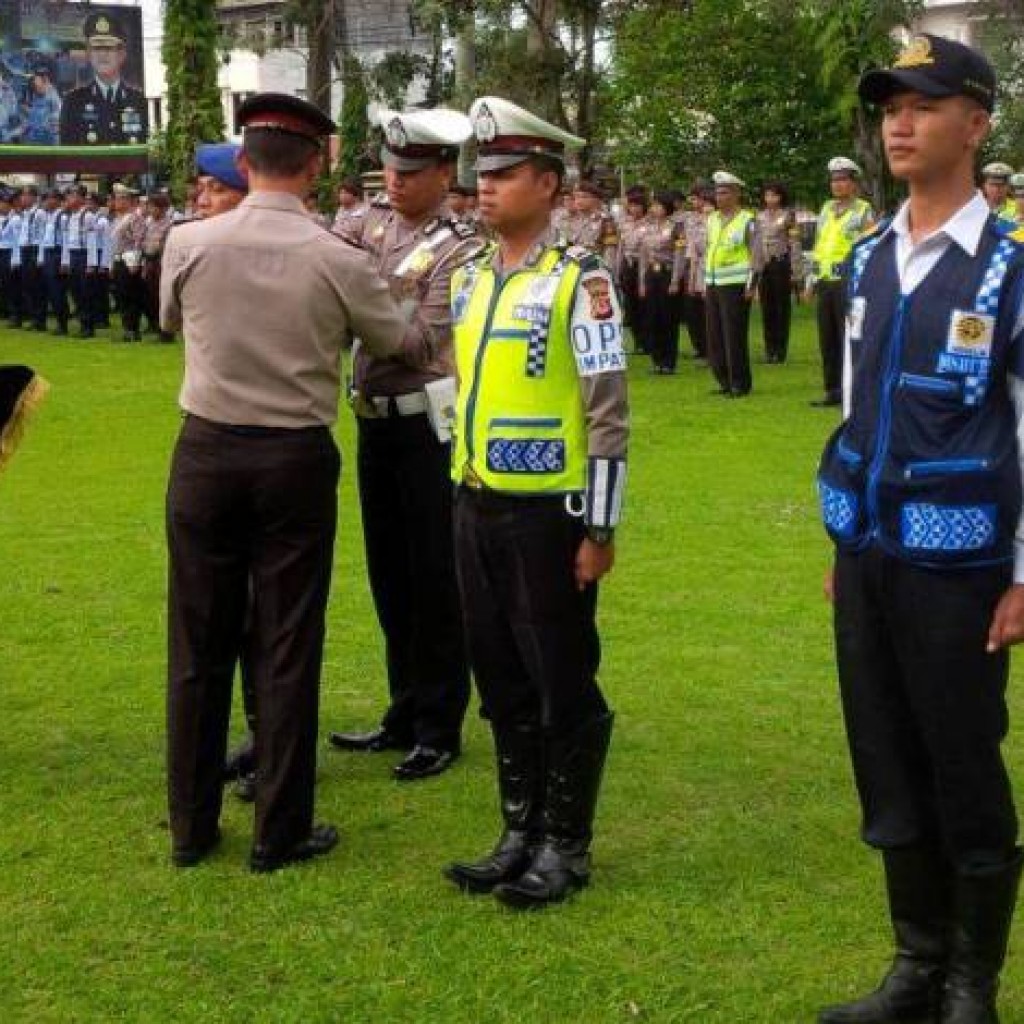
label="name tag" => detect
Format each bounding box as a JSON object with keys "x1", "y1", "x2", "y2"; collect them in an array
[
  {"x1": 848, "y1": 296, "x2": 866, "y2": 341},
  {"x1": 946, "y1": 310, "x2": 995, "y2": 358}
]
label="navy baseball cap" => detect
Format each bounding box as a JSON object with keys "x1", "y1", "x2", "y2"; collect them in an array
[
  {"x1": 860, "y1": 34, "x2": 996, "y2": 112},
  {"x1": 195, "y1": 143, "x2": 247, "y2": 192}
]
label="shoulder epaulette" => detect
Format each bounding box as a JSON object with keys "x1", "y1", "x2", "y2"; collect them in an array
[
  {"x1": 371, "y1": 193, "x2": 390, "y2": 209},
  {"x1": 561, "y1": 244, "x2": 602, "y2": 272}
]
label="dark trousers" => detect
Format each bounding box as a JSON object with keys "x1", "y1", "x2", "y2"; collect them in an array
[
  {"x1": 642, "y1": 268, "x2": 679, "y2": 371},
  {"x1": 67, "y1": 250, "x2": 91, "y2": 330},
  {"x1": 816, "y1": 279, "x2": 846, "y2": 400},
  {"x1": 454, "y1": 488, "x2": 608, "y2": 734},
  {"x1": 619, "y1": 259, "x2": 646, "y2": 352},
  {"x1": 6, "y1": 258, "x2": 20, "y2": 323},
  {"x1": 0, "y1": 249, "x2": 11, "y2": 320},
  {"x1": 834, "y1": 547, "x2": 1018, "y2": 869},
  {"x1": 706, "y1": 283, "x2": 752, "y2": 394},
  {"x1": 166, "y1": 415, "x2": 340, "y2": 855},
  {"x1": 20, "y1": 247, "x2": 43, "y2": 327},
  {"x1": 42, "y1": 249, "x2": 68, "y2": 328},
  {"x1": 683, "y1": 291, "x2": 707, "y2": 358},
  {"x1": 93, "y1": 271, "x2": 110, "y2": 326},
  {"x1": 142, "y1": 257, "x2": 161, "y2": 332},
  {"x1": 113, "y1": 260, "x2": 144, "y2": 334},
  {"x1": 758, "y1": 257, "x2": 792, "y2": 362},
  {"x1": 357, "y1": 412, "x2": 469, "y2": 750}
]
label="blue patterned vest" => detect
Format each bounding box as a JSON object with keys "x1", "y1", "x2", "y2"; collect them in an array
[{"x1": 818, "y1": 215, "x2": 1024, "y2": 567}]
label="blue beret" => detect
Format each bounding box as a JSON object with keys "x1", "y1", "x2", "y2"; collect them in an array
[{"x1": 195, "y1": 143, "x2": 247, "y2": 193}]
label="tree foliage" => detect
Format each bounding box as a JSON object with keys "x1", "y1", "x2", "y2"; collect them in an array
[
  {"x1": 977, "y1": 0, "x2": 1024, "y2": 165},
  {"x1": 162, "y1": 0, "x2": 225, "y2": 201}
]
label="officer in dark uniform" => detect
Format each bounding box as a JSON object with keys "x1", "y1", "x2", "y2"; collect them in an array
[
  {"x1": 326, "y1": 106, "x2": 485, "y2": 781},
  {"x1": 59, "y1": 13, "x2": 148, "y2": 146},
  {"x1": 817, "y1": 35, "x2": 1024, "y2": 1024}
]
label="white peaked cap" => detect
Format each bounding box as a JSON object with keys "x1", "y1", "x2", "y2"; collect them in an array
[
  {"x1": 469, "y1": 96, "x2": 585, "y2": 171},
  {"x1": 376, "y1": 107, "x2": 472, "y2": 171}
]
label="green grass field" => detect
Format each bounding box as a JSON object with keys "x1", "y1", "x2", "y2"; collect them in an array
[{"x1": 1, "y1": 308, "x2": 1022, "y2": 1024}]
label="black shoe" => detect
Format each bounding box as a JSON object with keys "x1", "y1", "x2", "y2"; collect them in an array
[
  {"x1": 52, "y1": 325, "x2": 68, "y2": 337},
  {"x1": 132, "y1": 330, "x2": 143, "y2": 342},
  {"x1": 7, "y1": 319, "x2": 21, "y2": 328},
  {"x1": 120, "y1": 331, "x2": 132, "y2": 342},
  {"x1": 224, "y1": 733, "x2": 255, "y2": 781},
  {"x1": 171, "y1": 828, "x2": 222, "y2": 868},
  {"x1": 77, "y1": 328, "x2": 95, "y2": 339},
  {"x1": 327, "y1": 726, "x2": 410, "y2": 753},
  {"x1": 393, "y1": 745, "x2": 459, "y2": 781},
  {"x1": 493, "y1": 842, "x2": 591, "y2": 909},
  {"x1": 731, "y1": 388, "x2": 751, "y2": 398},
  {"x1": 250, "y1": 823, "x2": 339, "y2": 874},
  {"x1": 444, "y1": 830, "x2": 533, "y2": 894},
  {"x1": 709, "y1": 387, "x2": 732, "y2": 396},
  {"x1": 811, "y1": 394, "x2": 842, "y2": 408},
  {"x1": 234, "y1": 771, "x2": 256, "y2": 802},
  {"x1": 158, "y1": 331, "x2": 175, "y2": 343}
]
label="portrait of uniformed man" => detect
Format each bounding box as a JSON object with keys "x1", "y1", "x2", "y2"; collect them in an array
[{"x1": 58, "y1": 12, "x2": 148, "y2": 146}]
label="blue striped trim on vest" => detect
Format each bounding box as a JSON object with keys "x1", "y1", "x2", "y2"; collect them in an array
[
  {"x1": 900, "y1": 502, "x2": 997, "y2": 552},
  {"x1": 526, "y1": 252, "x2": 571, "y2": 379}
]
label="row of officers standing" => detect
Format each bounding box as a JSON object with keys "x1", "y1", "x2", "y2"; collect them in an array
[{"x1": 0, "y1": 182, "x2": 175, "y2": 341}]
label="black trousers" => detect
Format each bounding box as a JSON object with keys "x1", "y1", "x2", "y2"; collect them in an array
[
  {"x1": 816, "y1": 279, "x2": 846, "y2": 400},
  {"x1": 166, "y1": 415, "x2": 340, "y2": 855},
  {"x1": 41, "y1": 249, "x2": 68, "y2": 328},
  {"x1": 113, "y1": 261, "x2": 144, "y2": 334},
  {"x1": 67, "y1": 250, "x2": 91, "y2": 330},
  {"x1": 683, "y1": 292, "x2": 707, "y2": 358},
  {"x1": 0, "y1": 249, "x2": 11, "y2": 320},
  {"x1": 706, "y1": 283, "x2": 752, "y2": 394},
  {"x1": 834, "y1": 547, "x2": 1018, "y2": 869},
  {"x1": 454, "y1": 488, "x2": 608, "y2": 734},
  {"x1": 357, "y1": 412, "x2": 469, "y2": 750},
  {"x1": 642, "y1": 267, "x2": 679, "y2": 371},
  {"x1": 619, "y1": 259, "x2": 646, "y2": 352},
  {"x1": 758, "y1": 256, "x2": 792, "y2": 362},
  {"x1": 92, "y1": 271, "x2": 110, "y2": 326},
  {"x1": 20, "y1": 247, "x2": 43, "y2": 327}
]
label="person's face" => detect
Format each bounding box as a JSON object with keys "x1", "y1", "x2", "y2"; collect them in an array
[
  {"x1": 984, "y1": 179, "x2": 1010, "y2": 206},
  {"x1": 43, "y1": 195, "x2": 58, "y2": 212},
  {"x1": 574, "y1": 190, "x2": 599, "y2": 214},
  {"x1": 89, "y1": 42, "x2": 126, "y2": 83},
  {"x1": 447, "y1": 191, "x2": 468, "y2": 214},
  {"x1": 477, "y1": 161, "x2": 558, "y2": 233},
  {"x1": 715, "y1": 185, "x2": 739, "y2": 210},
  {"x1": 31, "y1": 75, "x2": 47, "y2": 95},
  {"x1": 195, "y1": 176, "x2": 245, "y2": 219},
  {"x1": 384, "y1": 161, "x2": 450, "y2": 220},
  {"x1": 66, "y1": 192, "x2": 83, "y2": 212},
  {"x1": 626, "y1": 200, "x2": 645, "y2": 219},
  {"x1": 830, "y1": 173, "x2": 857, "y2": 199},
  {"x1": 764, "y1": 188, "x2": 782, "y2": 209},
  {"x1": 650, "y1": 199, "x2": 667, "y2": 219},
  {"x1": 338, "y1": 188, "x2": 358, "y2": 210},
  {"x1": 20, "y1": 191, "x2": 35, "y2": 209},
  {"x1": 882, "y1": 91, "x2": 990, "y2": 184}
]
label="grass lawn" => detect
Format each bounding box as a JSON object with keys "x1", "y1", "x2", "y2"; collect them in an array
[{"x1": 1, "y1": 306, "x2": 1022, "y2": 1024}]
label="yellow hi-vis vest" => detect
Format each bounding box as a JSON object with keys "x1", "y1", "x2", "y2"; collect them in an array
[
  {"x1": 812, "y1": 198, "x2": 872, "y2": 281},
  {"x1": 451, "y1": 247, "x2": 589, "y2": 494},
  {"x1": 705, "y1": 209, "x2": 754, "y2": 286}
]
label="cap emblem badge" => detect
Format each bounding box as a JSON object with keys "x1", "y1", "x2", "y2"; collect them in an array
[
  {"x1": 895, "y1": 36, "x2": 935, "y2": 69},
  {"x1": 474, "y1": 104, "x2": 497, "y2": 144}
]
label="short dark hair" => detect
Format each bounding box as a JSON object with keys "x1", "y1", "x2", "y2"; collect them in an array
[
  {"x1": 243, "y1": 128, "x2": 319, "y2": 176},
  {"x1": 761, "y1": 180, "x2": 791, "y2": 206},
  {"x1": 653, "y1": 190, "x2": 675, "y2": 212},
  {"x1": 525, "y1": 155, "x2": 565, "y2": 195},
  {"x1": 339, "y1": 176, "x2": 363, "y2": 198}
]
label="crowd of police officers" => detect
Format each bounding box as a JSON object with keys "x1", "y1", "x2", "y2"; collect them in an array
[{"x1": 8, "y1": 29, "x2": 1024, "y2": 1021}]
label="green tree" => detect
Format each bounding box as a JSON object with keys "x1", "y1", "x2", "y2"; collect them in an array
[
  {"x1": 339, "y1": 53, "x2": 371, "y2": 179},
  {"x1": 977, "y1": 1, "x2": 1024, "y2": 166},
  {"x1": 162, "y1": 0, "x2": 226, "y2": 200}
]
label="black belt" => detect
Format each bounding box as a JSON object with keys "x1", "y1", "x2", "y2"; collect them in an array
[{"x1": 183, "y1": 412, "x2": 330, "y2": 439}]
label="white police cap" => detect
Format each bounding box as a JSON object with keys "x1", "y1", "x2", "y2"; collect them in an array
[
  {"x1": 375, "y1": 107, "x2": 472, "y2": 172},
  {"x1": 712, "y1": 170, "x2": 745, "y2": 189},
  {"x1": 982, "y1": 161, "x2": 1014, "y2": 181},
  {"x1": 469, "y1": 96, "x2": 584, "y2": 172},
  {"x1": 828, "y1": 156, "x2": 862, "y2": 177},
  {"x1": 1010, "y1": 172, "x2": 1024, "y2": 191}
]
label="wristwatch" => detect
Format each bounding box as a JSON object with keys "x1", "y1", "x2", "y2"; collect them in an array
[{"x1": 586, "y1": 526, "x2": 615, "y2": 546}]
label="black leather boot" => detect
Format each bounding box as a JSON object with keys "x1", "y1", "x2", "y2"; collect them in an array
[
  {"x1": 224, "y1": 732, "x2": 255, "y2": 782},
  {"x1": 819, "y1": 846, "x2": 952, "y2": 1024},
  {"x1": 940, "y1": 850, "x2": 1023, "y2": 1024},
  {"x1": 444, "y1": 720, "x2": 543, "y2": 894},
  {"x1": 494, "y1": 711, "x2": 614, "y2": 910}
]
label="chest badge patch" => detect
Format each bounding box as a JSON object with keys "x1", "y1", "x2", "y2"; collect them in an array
[{"x1": 946, "y1": 310, "x2": 995, "y2": 358}]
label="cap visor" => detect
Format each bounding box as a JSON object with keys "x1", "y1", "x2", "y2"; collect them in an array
[
  {"x1": 380, "y1": 147, "x2": 433, "y2": 172},
  {"x1": 859, "y1": 69, "x2": 956, "y2": 105},
  {"x1": 476, "y1": 152, "x2": 564, "y2": 173},
  {"x1": 88, "y1": 35, "x2": 123, "y2": 46}
]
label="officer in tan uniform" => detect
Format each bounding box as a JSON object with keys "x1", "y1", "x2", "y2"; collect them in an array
[
  {"x1": 982, "y1": 161, "x2": 1016, "y2": 219},
  {"x1": 327, "y1": 107, "x2": 487, "y2": 781},
  {"x1": 109, "y1": 183, "x2": 147, "y2": 341},
  {"x1": 565, "y1": 179, "x2": 619, "y2": 265},
  {"x1": 443, "y1": 96, "x2": 628, "y2": 909},
  {"x1": 161, "y1": 93, "x2": 425, "y2": 874},
  {"x1": 615, "y1": 186, "x2": 650, "y2": 353}
]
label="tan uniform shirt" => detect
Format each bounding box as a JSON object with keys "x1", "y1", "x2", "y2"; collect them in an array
[
  {"x1": 331, "y1": 202, "x2": 367, "y2": 237},
  {"x1": 682, "y1": 210, "x2": 709, "y2": 294},
  {"x1": 346, "y1": 198, "x2": 487, "y2": 398},
  {"x1": 160, "y1": 191, "x2": 413, "y2": 429},
  {"x1": 615, "y1": 215, "x2": 649, "y2": 278},
  {"x1": 639, "y1": 218, "x2": 684, "y2": 289},
  {"x1": 751, "y1": 208, "x2": 801, "y2": 273},
  {"x1": 111, "y1": 209, "x2": 146, "y2": 259},
  {"x1": 564, "y1": 209, "x2": 620, "y2": 266},
  {"x1": 142, "y1": 212, "x2": 174, "y2": 258}
]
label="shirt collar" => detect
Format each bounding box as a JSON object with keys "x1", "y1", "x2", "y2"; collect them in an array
[
  {"x1": 891, "y1": 190, "x2": 990, "y2": 257},
  {"x1": 241, "y1": 192, "x2": 308, "y2": 215},
  {"x1": 491, "y1": 225, "x2": 559, "y2": 274}
]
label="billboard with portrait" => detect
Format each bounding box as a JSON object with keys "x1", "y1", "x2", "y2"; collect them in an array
[{"x1": 0, "y1": 1, "x2": 147, "y2": 148}]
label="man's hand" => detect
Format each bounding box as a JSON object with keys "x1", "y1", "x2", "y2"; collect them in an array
[
  {"x1": 575, "y1": 538, "x2": 615, "y2": 590},
  {"x1": 823, "y1": 568, "x2": 835, "y2": 604},
  {"x1": 987, "y1": 584, "x2": 1024, "y2": 652},
  {"x1": 638, "y1": 285, "x2": 646, "y2": 299}
]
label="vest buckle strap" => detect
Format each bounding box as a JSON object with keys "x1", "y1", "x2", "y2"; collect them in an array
[
  {"x1": 486, "y1": 438, "x2": 566, "y2": 474},
  {"x1": 819, "y1": 479, "x2": 859, "y2": 539},
  {"x1": 901, "y1": 502, "x2": 997, "y2": 552}
]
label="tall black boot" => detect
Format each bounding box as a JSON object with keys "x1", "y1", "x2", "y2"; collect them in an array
[
  {"x1": 819, "y1": 846, "x2": 952, "y2": 1024},
  {"x1": 941, "y1": 850, "x2": 1023, "y2": 1024},
  {"x1": 494, "y1": 711, "x2": 614, "y2": 910},
  {"x1": 444, "y1": 720, "x2": 543, "y2": 894}
]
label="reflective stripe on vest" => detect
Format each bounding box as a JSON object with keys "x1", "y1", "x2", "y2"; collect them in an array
[
  {"x1": 705, "y1": 210, "x2": 753, "y2": 286},
  {"x1": 812, "y1": 198, "x2": 871, "y2": 280},
  {"x1": 451, "y1": 248, "x2": 588, "y2": 494}
]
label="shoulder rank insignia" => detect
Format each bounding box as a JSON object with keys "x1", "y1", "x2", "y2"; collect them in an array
[
  {"x1": 562, "y1": 244, "x2": 602, "y2": 272},
  {"x1": 371, "y1": 194, "x2": 391, "y2": 209}
]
